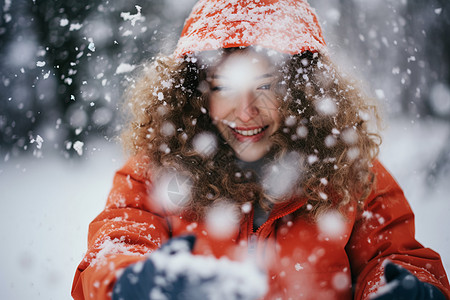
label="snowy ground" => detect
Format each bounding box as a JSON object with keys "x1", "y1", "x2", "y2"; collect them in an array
[{"x1": 0, "y1": 117, "x2": 449, "y2": 300}]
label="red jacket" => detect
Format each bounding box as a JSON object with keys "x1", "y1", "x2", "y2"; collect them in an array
[{"x1": 72, "y1": 155, "x2": 450, "y2": 299}]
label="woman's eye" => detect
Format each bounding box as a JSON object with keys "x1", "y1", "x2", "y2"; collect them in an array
[
  {"x1": 211, "y1": 85, "x2": 230, "y2": 92},
  {"x1": 257, "y1": 83, "x2": 272, "y2": 90}
]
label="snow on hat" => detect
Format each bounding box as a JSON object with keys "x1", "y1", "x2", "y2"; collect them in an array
[{"x1": 174, "y1": 0, "x2": 327, "y2": 58}]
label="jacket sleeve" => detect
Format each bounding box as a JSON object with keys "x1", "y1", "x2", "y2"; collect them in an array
[
  {"x1": 71, "y1": 155, "x2": 171, "y2": 300},
  {"x1": 346, "y1": 160, "x2": 450, "y2": 300}
]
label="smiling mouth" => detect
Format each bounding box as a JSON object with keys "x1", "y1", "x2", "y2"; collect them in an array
[{"x1": 231, "y1": 125, "x2": 269, "y2": 137}]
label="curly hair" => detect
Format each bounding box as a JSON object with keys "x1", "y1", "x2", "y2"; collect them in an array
[{"x1": 121, "y1": 48, "x2": 381, "y2": 219}]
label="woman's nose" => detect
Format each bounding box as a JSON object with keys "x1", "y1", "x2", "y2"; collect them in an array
[{"x1": 235, "y1": 90, "x2": 259, "y2": 123}]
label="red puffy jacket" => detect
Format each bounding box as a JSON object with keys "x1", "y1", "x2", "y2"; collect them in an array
[{"x1": 72, "y1": 155, "x2": 450, "y2": 299}]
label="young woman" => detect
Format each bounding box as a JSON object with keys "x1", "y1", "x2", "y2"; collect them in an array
[{"x1": 72, "y1": 0, "x2": 450, "y2": 299}]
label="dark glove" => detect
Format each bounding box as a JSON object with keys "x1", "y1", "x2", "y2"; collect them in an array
[
  {"x1": 370, "y1": 262, "x2": 446, "y2": 300},
  {"x1": 112, "y1": 235, "x2": 197, "y2": 300},
  {"x1": 112, "y1": 235, "x2": 266, "y2": 300}
]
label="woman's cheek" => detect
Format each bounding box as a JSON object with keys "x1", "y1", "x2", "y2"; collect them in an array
[{"x1": 209, "y1": 99, "x2": 232, "y2": 120}]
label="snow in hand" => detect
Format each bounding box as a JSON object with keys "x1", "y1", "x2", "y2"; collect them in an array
[{"x1": 149, "y1": 239, "x2": 267, "y2": 300}]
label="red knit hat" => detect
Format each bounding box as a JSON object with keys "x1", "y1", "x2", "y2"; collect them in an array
[{"x1": 174, "y1": 0, "x2": 327, "y2": 58}]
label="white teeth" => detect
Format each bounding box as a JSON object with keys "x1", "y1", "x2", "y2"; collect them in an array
[{"x1": 234, "y1": 127, "x2": 264, "y2": 136}]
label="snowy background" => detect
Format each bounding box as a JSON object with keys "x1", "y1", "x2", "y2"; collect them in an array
[{"x1": 1, "y1": 0, "x2": 449, "y2": 299}]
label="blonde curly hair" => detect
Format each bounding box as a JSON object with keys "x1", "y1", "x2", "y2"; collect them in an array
[{"x1": 121, "y1": 48, "x2": 381, "y2": 219}]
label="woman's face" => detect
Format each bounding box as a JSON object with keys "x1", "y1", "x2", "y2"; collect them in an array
[{"x1": 208, "y1": 51, "x2": 282, "y2": 162}]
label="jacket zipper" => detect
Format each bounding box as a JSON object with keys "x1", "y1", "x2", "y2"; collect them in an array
[
  {"x1": 247, "y1": 208, "x2": 258, "y2": 256},
  {"x1": 248, "y1": 233, "x2": 258, "y2": 257},
  {"x1": 256, "y1": 198, "x2": 306, "y2": 234},
  {"x1": 247, "y1": 197, "x2": 307, "y2": 255}
]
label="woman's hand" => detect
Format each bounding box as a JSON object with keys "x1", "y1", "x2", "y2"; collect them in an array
[
  {"x1": 370, "y1": 262, "x2": 446, "y2": 300},
  {"x1": 112, "y1": 235, "x2": 195, "y2": 300},
  {"x1": 112, "y1": 235, "x2": 266, "y2": 300}
]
